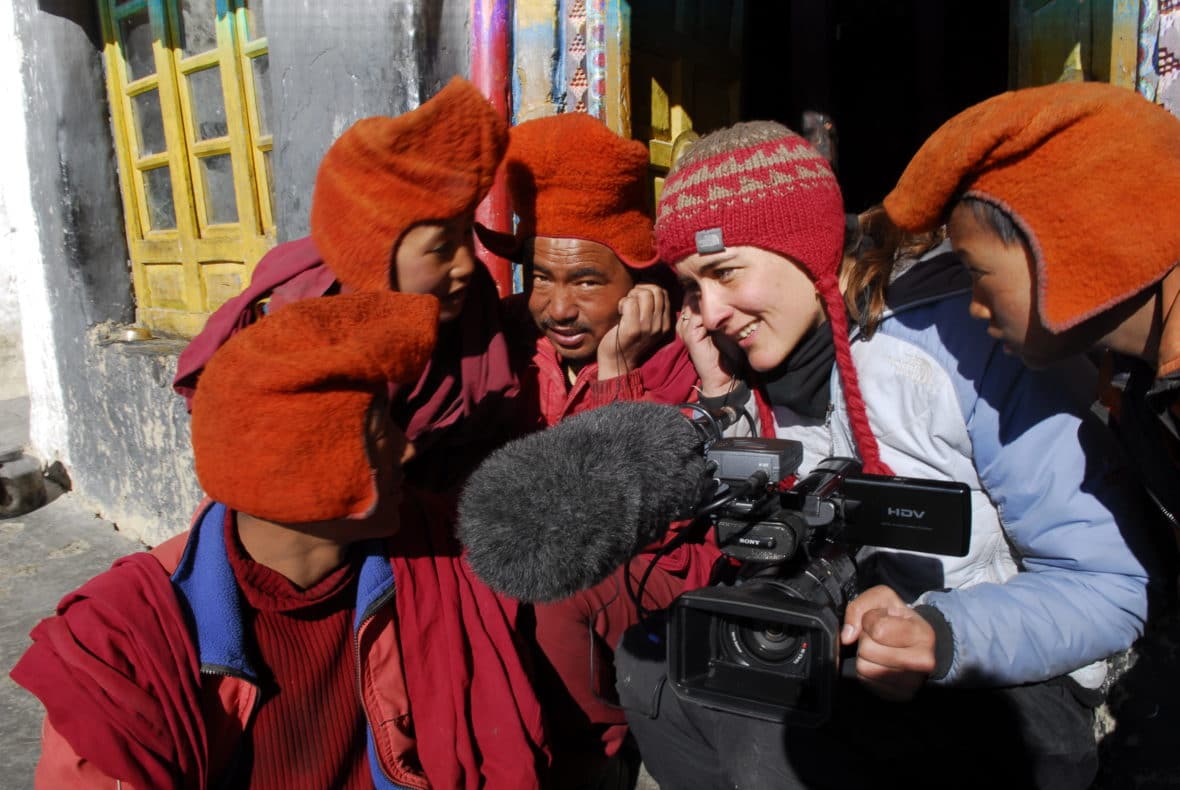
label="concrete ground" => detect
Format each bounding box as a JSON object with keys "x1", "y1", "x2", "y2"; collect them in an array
[
  {"x1": 0, "y1": 389, "x2": 149, "y2": 788},
  {"x1": 0, "y1": 480, "x2": 145, "y2": 787},
  {"x1": 0, "y1": 395, "x2": 28, "y2": 459}
]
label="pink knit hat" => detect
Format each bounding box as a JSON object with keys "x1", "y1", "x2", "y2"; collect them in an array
[{"x1": 656, "y1": 121, "x2": 889, "y2": 475}]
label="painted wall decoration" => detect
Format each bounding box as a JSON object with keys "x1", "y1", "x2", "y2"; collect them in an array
[
  {"x1": 1158, "y1": 0, "x2": 1180, "y2": 112},
  {"x1": 512, "y1": 0, "x2": 627, "y2": 133},
  {"x1": 1142, "y1": 0, "x2": 1160, "y2": 98},
  {"x1": 564, "y1": 0, "x2": 605, "y2": 118},
  {"x1": 1141, "y1": 0, "x2": 1180, "y2": 114}
]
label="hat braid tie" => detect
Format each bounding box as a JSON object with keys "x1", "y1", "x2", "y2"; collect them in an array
[{"x1": 820, "y1": 275, "x2": 892, "y2": 477}]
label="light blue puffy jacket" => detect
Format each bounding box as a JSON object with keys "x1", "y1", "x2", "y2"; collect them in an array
[{"x1": 766, "y1": 248, "x2": 1154, "y2": 688}]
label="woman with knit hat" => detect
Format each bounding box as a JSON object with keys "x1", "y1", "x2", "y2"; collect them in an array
[
  {"x1": 13, "y1": 291, "x2": 549, "y2": 788},
  {"x1": 174, "y1": 76, "x2": 523, "y2": 495},
  {"x1": 884, "y1": 81, "x2": 1180, "y2": 545},
  {"x1": 614, "y1": 121, "x2": 1155, "y2": 789}
]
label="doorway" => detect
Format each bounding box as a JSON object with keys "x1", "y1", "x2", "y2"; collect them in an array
[{"x1": 632, "y1": 1, "x2": 1011, "y2": 213}]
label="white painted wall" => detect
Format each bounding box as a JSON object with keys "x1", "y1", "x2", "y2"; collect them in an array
[
  {"x1": 0, "y1": 15, "x2": 26, "y2": 402},
  {"x1": 0, "y1": 233, "x2": 24, "y2": 401},
  {"x1": 0, "y1": 4, "x2": 69, "y2": 461}
]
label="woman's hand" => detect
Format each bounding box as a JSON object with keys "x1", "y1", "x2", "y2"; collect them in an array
[
  {"x1": 677, "y1": 293, "x2": 734, "y2": 397},
  {"x1": 841, "y1": 584, "x2": 936, "y2": 702}
]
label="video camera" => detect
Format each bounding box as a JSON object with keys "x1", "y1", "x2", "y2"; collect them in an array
[{"x1": 667, "y1": 411, "x2": 972, "y2": 727}]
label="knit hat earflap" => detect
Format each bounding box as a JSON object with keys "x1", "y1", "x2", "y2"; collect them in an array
[
  {"x1": 310, "y1": 77, "x2": 508, "y2": 292},
  {"x1": 884, "y1": 81, "x2": 1180, "y2": 334},
  {"x1": 656, "y1": 121, "x2": 890, "y2": 475},
  {"x1": 476, "y1": 112, "x2": 659, "y2": 269},
  {"x1": 191, "y1": 291, "x2": 439, "y2": 524}
]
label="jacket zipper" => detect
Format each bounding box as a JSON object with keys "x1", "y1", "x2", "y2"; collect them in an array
[
  {"x1": 199, "y1": 665, "x2": 262, "y2": 789},
  {"x1": 354, "y1": 584, "x2": 408, "y2": 788},
  {"x1": 1146, "y1": 485, "x2": 1180, "y2": 529},
  {"x1": 823, "y1": 401, "x2": 835, "y2": 455}
]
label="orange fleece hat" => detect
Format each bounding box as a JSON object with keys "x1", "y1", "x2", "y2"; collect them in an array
[
  {"x1": 885, "y1": 81, "x2": 1180, "y2": 332},
  {"x1": 191, "y1": 292, "x2": 439, "y2": 524},
  {"x1": 310, "y1": 77, "x2": 508, "y2": 292},
  {"x1": 481, "y1": 112, "x2": 658, "y2": 268}
]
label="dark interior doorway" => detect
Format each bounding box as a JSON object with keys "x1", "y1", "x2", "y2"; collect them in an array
[
  {"x1": 744, "y1": 1, "x2": 1010, "y2": 212},
  {"x1": 632, "y1": 1, "x2": 1011, "y2": 214}
]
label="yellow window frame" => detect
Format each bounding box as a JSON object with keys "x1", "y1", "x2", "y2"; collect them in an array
[{"x1": 98, "y1": 0, "x2": 274, "y2": 337}]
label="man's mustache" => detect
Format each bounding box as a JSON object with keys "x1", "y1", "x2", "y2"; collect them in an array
[{"x1": 539, "y1": 318, "x2": 592, "y2": 334}]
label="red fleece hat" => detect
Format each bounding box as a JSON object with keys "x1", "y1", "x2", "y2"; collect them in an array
[
  {"x1": 191, "y1": 292, "x2": 439, "y2": 524},
  {"x1": 479, "y1": 112, "x2": 658, "y2": 268},
  {"x1": 310, "y1": 77, "x2": 508, "y2": 292},
  {"x1": 656, "y1": 121, "x2": 890, "y2": 476},
  {"x1": 885, "y1": 81, "x2": 1180, "y2": 332}
]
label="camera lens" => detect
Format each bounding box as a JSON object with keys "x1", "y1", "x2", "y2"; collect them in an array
[
  {"x1": 721, "y1": 617, "x2": 809, "y2": 670},
  {"x1": 739, "y1": 622, "x2": 803, "y2": 663}
]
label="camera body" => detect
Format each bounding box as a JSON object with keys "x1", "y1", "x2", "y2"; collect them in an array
[{"x1": 667, "y1": 437, "x2": 971, "y2": 727}]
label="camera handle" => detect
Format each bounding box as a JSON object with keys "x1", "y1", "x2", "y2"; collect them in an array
[{"x1": 780, "y1": 457, "x2": 861, "y2": 527}]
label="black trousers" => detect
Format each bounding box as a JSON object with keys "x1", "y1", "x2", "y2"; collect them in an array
[{"x1": 616, "y1": 622, "x2": 1099, "y2": 790}]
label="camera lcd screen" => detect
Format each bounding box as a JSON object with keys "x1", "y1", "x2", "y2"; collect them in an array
[{"x1": 839, "y1": 474, "x2": 971, "y2": 557}]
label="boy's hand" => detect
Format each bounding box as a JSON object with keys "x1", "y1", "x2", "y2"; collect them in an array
[
  {"x1": 598, "y1": 284, "x2": 673, "y2": 379},
  {"x1": 841, "y1": 584, "x2": 936, "y2": 702},
  {"x1": 676, "y1": 294, "x2": 733, "y2": 396}
]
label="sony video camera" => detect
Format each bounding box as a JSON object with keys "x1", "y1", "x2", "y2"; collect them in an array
[{"x1": 667, "y1": 425, "x2": 972, "y2": 727}]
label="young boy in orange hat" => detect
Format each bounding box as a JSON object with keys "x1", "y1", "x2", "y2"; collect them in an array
[
  {"x1": 12, "y1": 292, "x2": 548, "y2": 789},
  {"x1": 884, "y1": 81, "x2": 1180, "y2": 537},
  {"x1": 174, "y1": 76, "x2": 521, "y2": 494}
]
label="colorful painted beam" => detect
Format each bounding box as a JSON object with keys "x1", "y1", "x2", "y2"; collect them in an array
[{"x1": 471, "y1": 0, "x2": 514, "y2": 295}]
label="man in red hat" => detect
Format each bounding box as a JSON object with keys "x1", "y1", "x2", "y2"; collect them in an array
[
  {"x1": 481, "y1": 112, "x2": 719, "y2": 788},
  {"x1": 485, "y1": 112, "x2": 700, "y2": 426},
  {"x1": 13, "y1": 292, "x2": 549, "y2": 789}
]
